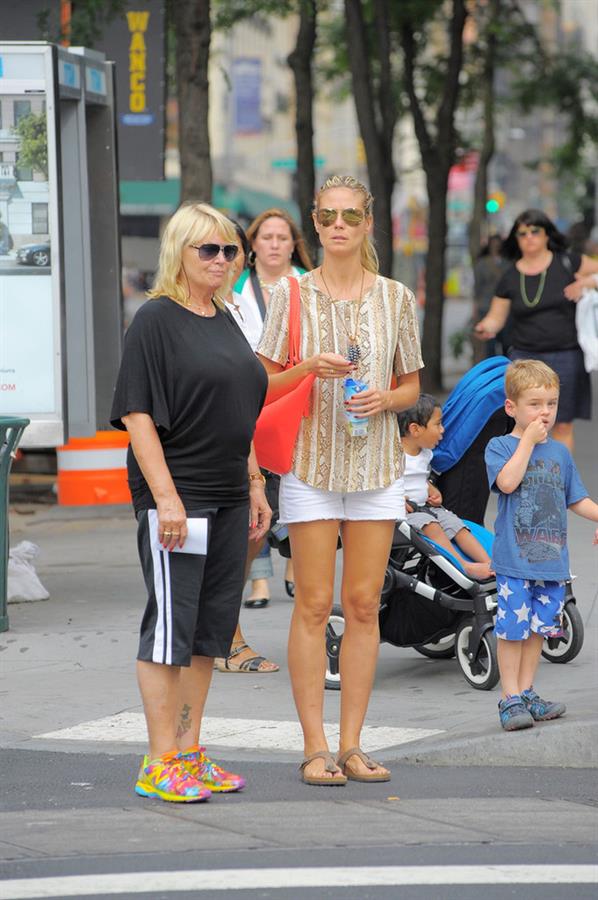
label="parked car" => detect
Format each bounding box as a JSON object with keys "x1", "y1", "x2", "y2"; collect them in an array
[{"x1": 16, "y1": 242, "x2": 51, "y2": 267}]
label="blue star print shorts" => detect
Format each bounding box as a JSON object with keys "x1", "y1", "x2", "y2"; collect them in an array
[{"x1": 494, "y1": 576, "x2": 566, "y2": 641}]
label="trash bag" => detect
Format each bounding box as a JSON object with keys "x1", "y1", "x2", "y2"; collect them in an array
[{"x1": 7, "y1": 541, "x2": 49, "y2": 602}]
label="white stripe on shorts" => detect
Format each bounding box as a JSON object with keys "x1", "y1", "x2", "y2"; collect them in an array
[{"x1": 148, "y1": 509, "x2": 173, "y2": 664}]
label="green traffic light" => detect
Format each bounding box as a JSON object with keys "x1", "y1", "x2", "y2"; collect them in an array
[{"x1": 486, "y1": 199, "x2": 500, "y2": 214}]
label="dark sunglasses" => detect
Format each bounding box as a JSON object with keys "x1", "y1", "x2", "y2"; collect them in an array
[
  {"x1": 191, "y1": 243, "x2": 239, "y2": 261},
  {"x1": 316, "y1": 207, "x2": 365, "y2": 227},
  {"x1": 515, "y1": 226, "x2": 543, "y2": 238}
]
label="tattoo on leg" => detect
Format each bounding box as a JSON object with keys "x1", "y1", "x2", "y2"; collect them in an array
[{"x1": 176, "y1": 703, "x2": 192, "y2": 739}]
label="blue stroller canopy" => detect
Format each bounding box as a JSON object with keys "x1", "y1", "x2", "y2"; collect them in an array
[{"x1": 433, "y1": 356, "x2": 509, "y2": 473}]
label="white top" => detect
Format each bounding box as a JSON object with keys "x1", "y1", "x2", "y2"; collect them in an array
[
  {"x1": 402, "y1": 447, "x2": 433, "y2": 505},
  {"x1": 225, "y1": 291, "x2": 264, "y2": 351}
]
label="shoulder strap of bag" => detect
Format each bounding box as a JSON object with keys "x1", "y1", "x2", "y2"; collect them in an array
[
  {"x1": 287, "y1": 276, "x2": 302, "y2": 366},
  {"x1": 249, "y1": 269, "x2": 267, "y2": 320}
]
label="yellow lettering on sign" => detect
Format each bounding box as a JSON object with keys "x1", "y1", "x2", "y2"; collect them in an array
[
  {"x1": 129, "y1": 51, "x2": 146, "y2": 72},
  {"x1": 130, "y1": 32, "x2": 145, "y2": 51},
  {"x1": 130, "y1": 93, "x2": 146, "y2": 112},
  {"x1": 127, "y1": 10, "x2": 150, "y2": 114},
  {"x1": 126, "y1": 11, "x2": 150, "y2": 31}
]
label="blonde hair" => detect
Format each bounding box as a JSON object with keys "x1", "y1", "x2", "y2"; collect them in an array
[
  {"x1": 246, "y1": 208, "x2": 313, "y2": 271},
  {"x1": 147, "y1": 201, "x2": 238, "y2": 308},
  {"x1": 314, "y1": 174, "x2": 379, "y2": 274},
  {"x1": 505, "y1": 359, "x2": 560, "y2": 401}
]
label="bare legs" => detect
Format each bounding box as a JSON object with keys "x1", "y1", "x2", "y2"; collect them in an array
[
  {"x1": 137, "y1": 655, "x2": 214, "y2": 759},
  {"x1": 421, "y1": 522, "x2": 493, "y2": 580},
  {"x1": 497, "y1": 633, "x2": 544, "y2": 699},
  {"x1": 288, "y1": 518, "x2": 395, "y2": 780}
]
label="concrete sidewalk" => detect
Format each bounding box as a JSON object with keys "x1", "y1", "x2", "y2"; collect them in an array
[{"x1": 2, "y1": 405, "x2": 596, "y2": 770}]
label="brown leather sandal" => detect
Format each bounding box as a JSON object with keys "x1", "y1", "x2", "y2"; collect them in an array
[
  {"x1": 336, "y1": 747, "x2": 391, "y2": 783},
  {"x1": 299, "y1": 751, "x2": 347, "y2": 786}
]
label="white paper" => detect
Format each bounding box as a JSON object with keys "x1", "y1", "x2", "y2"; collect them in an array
[{"x1": 147, "y1": 509, "x2": 208, "y2": 555}]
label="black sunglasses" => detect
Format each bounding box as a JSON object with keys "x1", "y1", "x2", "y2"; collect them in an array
[
  {"x1": 316, "y1": 207, "x2": 365, "y2": 227},
  {"x1": 191, "y1": 243, "x2": 239, "y2": 262},
  {"x1": 515, "y1": 226, "x2": 543, "y2": 238}
]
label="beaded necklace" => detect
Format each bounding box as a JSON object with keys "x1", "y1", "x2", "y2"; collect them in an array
[{"x1": 519, "y1": 268, "x2": 547, "y2": 308}]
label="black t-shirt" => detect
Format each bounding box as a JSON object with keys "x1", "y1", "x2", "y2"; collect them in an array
[
  {"x1": 494, "y1": 252, "x2": 582, "y2": 352},
  {"x1": 110, "y1": 297, "x2": 268, "y2": 512}
]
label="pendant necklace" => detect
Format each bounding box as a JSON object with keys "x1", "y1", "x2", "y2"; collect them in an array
[
  {"x1": 320, "y1": 267, "x2": 365, "y2": 364},
  {"x1": 519, "y1": 267, "x2": 547, "y2": 308}
]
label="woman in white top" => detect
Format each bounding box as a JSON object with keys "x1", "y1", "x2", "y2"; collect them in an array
[
  {"x1": 234, "y1": 208, "x2": 313, "y2": 351},
  {"x1": 257, "y1": 175, "x2": 423, "y2": 785},
  {"x1": 235, "y1": 210, "x2": 313, "y2": 604}
]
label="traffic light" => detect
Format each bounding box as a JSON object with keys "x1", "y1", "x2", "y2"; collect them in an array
[{"x1": 486, "y1": 190, "x2": 506, "y2": 214}]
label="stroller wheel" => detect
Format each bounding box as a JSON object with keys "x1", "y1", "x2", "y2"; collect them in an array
[
  {"x1": 325, "y1": 605, "x2": 345, "y2": 691},
  {"x1": 414, "y1": 635, "x2": 456, "y2": 659},
  {"x1": 455, "y1": 617, "x2": 499, "y2": 690},
  {"x1": 541, "y1": 600, "x2": 584, "y2": 664}
]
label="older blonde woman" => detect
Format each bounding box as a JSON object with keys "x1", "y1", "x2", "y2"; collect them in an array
[
  {"x1": 257, "y1": 175, "x2": 423, "y2": 785},
  {"x1": 111, "y1": 202, "x2": 270, "y2": 803}
]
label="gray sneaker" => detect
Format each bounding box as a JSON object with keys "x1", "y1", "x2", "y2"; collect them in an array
[
  {"x1": 498, "y1": 695, "x2": 534, "y2": 731},
  {"x1": 521, "y1": 687, "x2": 566, "y2": 721}
]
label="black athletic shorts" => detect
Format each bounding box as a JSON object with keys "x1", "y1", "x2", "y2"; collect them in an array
[{"x1": 136, "y1": 504, "x2": 249, "y2": 666}]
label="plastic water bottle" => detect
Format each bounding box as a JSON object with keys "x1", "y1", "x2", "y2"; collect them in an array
[{"x1": 343, "y1": 377, "x2": 368, "y2": 437}]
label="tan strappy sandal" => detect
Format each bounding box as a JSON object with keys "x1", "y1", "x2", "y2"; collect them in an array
[
  {"x1": 299, "y1": 751, "x2": 347, "y2": 786},
  {"x1": 336, "y1": 747, "x2": 391, "y2": 783}
]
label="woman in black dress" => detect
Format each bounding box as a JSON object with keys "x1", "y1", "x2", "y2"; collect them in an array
[
  {"x1": 475, "y1": 209, "x2": 598, "y2": 451},
  {"x1": 111, "y1": 202, "x2": 270, "y2": 802}
]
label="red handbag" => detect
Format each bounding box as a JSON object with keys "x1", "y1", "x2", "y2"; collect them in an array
[{"x1": 254, "y1": 276, "x2": 315, "y2": 475}]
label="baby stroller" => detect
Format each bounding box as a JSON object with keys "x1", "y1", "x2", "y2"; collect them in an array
[{"x1": 325, "y1": 358, "x2": 584, "y2": 692}]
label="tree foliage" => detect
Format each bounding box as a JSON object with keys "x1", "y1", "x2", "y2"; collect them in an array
[
  {"x1": 36, "y1": 1, "x2": 126, "y2": 46},
  {"x1": 14, "y1": 113, "x2": 48, "y2": 179}
]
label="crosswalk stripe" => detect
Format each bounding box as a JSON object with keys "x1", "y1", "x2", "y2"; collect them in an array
[
  {"x1": 36, "y1": 714, "x2": 442, "y2": 751},
  {"x1": 2, "y1": 865, "x2": 596, "y2": 898}
]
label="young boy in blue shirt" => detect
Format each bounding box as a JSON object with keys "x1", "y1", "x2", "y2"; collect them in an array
[{"x1": 485, "y1": 360, "x2": 598, "y2": 731}]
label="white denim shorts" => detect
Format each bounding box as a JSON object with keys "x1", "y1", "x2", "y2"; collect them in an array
[{"x1": 278, "y1": 471, "x2": 406, "y2": 524}]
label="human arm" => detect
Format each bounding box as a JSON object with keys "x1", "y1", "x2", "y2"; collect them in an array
[
  {"x1": 493, "y1": 420, "x2": 548, "y2": 494},
  {"x1": 121, "y1": 412, "x2": 187, "y2": 551},
  {"x1": 247, "y1": 442, "x2": 271, "y2": 541},
  {"x1": 474, "y1": 296, "x2": 511, "y2": 340},
  {"x1": 346, "y1": 369, "x2": 420, "y2": 418},
  {"x1": 256, "y1": 351, "x2": 353, "y2": 403},
  {"x1": 563, "y1": 254, "x2": 598, "y2": 301},
  {"x1": 427, "y1": 482, "x2": 443, "y2": 506},
  {"x1": 568, "y1": 497, "x2": 598, "y2": 545}
]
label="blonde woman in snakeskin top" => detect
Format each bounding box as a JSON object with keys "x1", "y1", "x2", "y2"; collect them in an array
[{"x1": 257, "y1": 175, "x2": 423, "y2": 786}]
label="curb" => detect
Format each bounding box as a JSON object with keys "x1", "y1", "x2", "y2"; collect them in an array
[{"x1": 389, "y1": 717, "x2": 598, "y2": 768}]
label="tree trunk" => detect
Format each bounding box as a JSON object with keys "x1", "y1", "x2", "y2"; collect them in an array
[
  {"x1": 468, "y1": 0, "x2": 498, "y2": 264},
  {"x1": 344, "y1": 0, "x2": 395, "y2": 276},
  {"x1": 172, "y1": 0, "x2": 212, "y2": 202},
  {"x1": 402, "y1": 0, "x2": 467, "y2": 392},
  {"x1": 288, "y1": 0, "x2": 318, "y2": 262}
]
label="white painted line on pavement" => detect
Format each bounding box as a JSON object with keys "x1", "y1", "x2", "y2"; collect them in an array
[
  {"x1": 36, "y1": 714, "x2": 443, "y2": 751},
  {"x1": 2, "y1": 865, "x2": 597, "y2": 898}
]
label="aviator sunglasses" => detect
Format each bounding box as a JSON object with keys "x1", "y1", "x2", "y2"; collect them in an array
[
  {"x1": 190, "y1": 243, "x2": 239, "y2": 261},
  {"x1": 316, "y1": 207, "x2": 365, "y2": 227},
  {"x1": 515, "y1": 226, "x2": 544, "y2": 238}
]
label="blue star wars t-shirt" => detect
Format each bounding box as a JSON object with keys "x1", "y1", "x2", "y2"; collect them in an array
[{"x1": 485, "y1": 436, "x2": 588, "y2": 580}]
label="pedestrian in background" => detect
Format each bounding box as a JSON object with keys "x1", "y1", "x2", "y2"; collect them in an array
[
  {"x1": 485, "y1": 360, "x2": 598, "y2": 731},
  {"x1": 257, "y1": 174, "x2": 422, "y2": 785},
  {"x1": 472, "y1": 235, "x2": 508, "y2": 362},
  {"x1": 218, "y1": 219, "x2": 280, "y2": 674},
  {"x1": 110, "y1": 201, "x2": 270, "y2": 803},
  {"x1": 235, "y1": 209, "x2": 314, "y2": 610},
  {"x1": 475, "y1": 209, "x2": 598, "y2": 452}
]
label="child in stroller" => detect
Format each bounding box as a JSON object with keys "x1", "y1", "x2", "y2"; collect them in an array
[{"x1": 398, "y1": 394, "x2": 494, "y2": 581}]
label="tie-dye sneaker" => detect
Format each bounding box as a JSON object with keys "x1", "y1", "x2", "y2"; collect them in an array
[
  {"x1": 180, "y1": 745, "x2": 246, "y2": 793},
  {"x1": 135, "y1": 750, "x2": 211, "y2": 802}
]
